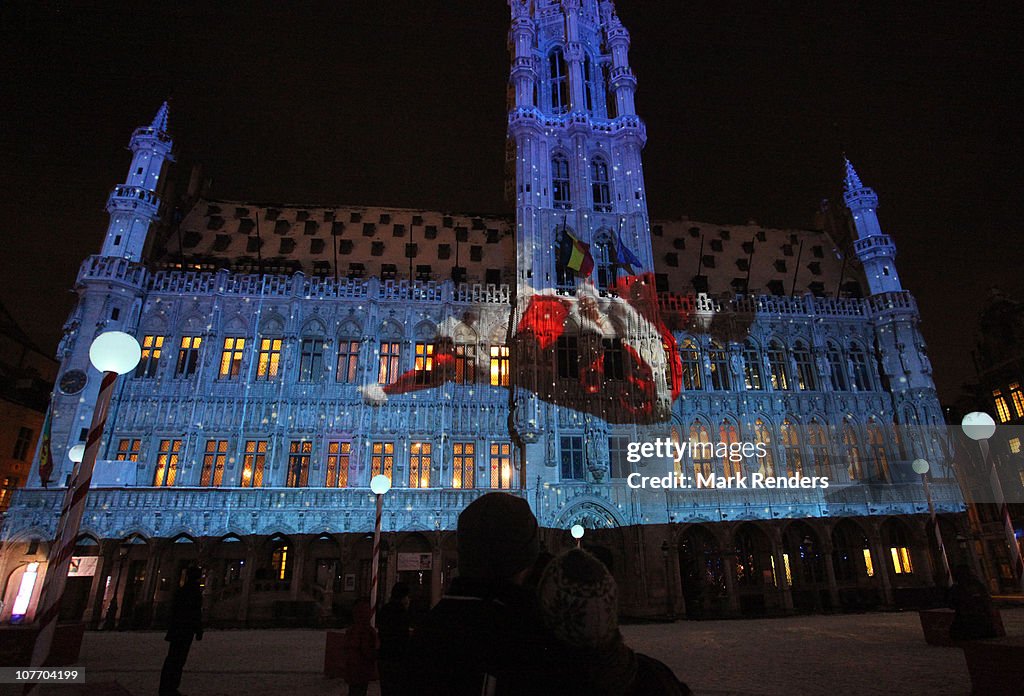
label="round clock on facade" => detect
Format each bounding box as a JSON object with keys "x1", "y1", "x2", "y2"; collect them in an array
[{"x1": 59, "y1": 369, "x2": 88, "y2": 395}]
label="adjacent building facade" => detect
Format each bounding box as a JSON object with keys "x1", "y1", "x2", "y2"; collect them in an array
[{"x1": 1, "y1": 0, "x2": 966, "y2": 627}]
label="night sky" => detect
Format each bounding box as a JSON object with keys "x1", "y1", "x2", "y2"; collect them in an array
[{"x1": 1, "y1": 1, "x2": 1021, "y2": 401}]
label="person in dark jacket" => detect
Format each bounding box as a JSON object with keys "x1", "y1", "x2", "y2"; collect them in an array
[
  {"x1": 377, "y1": 581, "x2": 412, "y2": 695},
  {"x1": 537, "y1": 548, "x2": 690, "y2": 696},
  {"x1": 342, "y1": 600, "x2": 379, "y2": 696},
  {"x1": 402, "y1": 492, "x2": 564, "y2": 695},
  {"x1": 159, "y1": 565, "x2": 204, "y2": 696},
  {"x1": 949, "y1": 564, "x2": 999, "y2": 641}
]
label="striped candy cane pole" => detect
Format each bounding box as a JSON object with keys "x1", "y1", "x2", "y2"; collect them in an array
[
  {"x1": 26, "y1": 370, "x2": 118, "y2": 694},
  {"x1": 369, "y1": 492, "x2": 384, "y2": 628}
]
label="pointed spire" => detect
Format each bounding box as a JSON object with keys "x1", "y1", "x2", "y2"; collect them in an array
[
  {"x1": 151, "y1": 101, "x2": 170, "y2": 133},
  {"x1": 844, "y1": 157, "x2": 863, "y2": 192}
]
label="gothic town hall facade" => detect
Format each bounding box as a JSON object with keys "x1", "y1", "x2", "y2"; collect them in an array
[{"x1": 2, "y1": 1, "x2": 966, "y2": 627}]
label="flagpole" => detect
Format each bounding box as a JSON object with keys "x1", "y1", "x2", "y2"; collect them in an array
[
  {"x1": 790, "y1": 239, "x2": 805, "y2": 296},
  {"x1": 744, "y1": 235, "x2": 756, "y2": 295}
]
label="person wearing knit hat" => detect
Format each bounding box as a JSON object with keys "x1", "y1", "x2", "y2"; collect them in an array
[
  {"x1": 399, "y1": 493, "x2": 562, "y2": 695},
  {"x1": 537, "y1": 548, "x2": 691, "y2": 696}
]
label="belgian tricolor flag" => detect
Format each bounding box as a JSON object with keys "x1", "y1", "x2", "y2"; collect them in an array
[{"x1": 558, "y1": 231, "x2": 595, "y2": 277}]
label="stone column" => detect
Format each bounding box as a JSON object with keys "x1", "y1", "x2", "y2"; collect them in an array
[
  {"x1": 289, "y1": 536, "x2": 307, "y2": 601},
  {"x1": 868, "y1": 526, "x2": 894, "y2": 606},
  {"x1": 89, "y1": 540, "x2": 119, "y2": 628},
  {"x1": 821, "y1": 540, "x2": 841, "y2": 609},
  {"x1": 237, "y1": 540, "x2": 259, "y2": 625},
  {"x1": 769, "y1": 529, "x2": 793, "y2": 611},
  {"x1": 430, "y1": 535, "x2": 443, "y2": 607}
]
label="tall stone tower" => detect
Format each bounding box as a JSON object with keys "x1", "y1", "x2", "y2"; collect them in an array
[
  {"x1": 100, "y1": 102, "x2": 174, "y2": 260},
  {"x1": 844, "y1": 158, "x2": 941, "y2": 446},
  {"x1": 844, "y1": 158, "x2": 902, "y2": 296},
  {"x1": 507, "y1": 0, "x2": 653, "y2": 293}
]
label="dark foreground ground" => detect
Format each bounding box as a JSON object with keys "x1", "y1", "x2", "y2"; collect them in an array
[{"x1": 13, "y1": 607, "x2": 1023, "y2": 696}]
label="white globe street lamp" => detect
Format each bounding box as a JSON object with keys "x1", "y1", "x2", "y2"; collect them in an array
[
  {"x1": 911, "y1": 459, "x2": 930, "y2": 475},
  {"x1": 571, "y1": 524, "x2": 584, "y2": 547},
  {"x1": 29, "y1": 331, "x2": 140, "y2": 679},
  {"x1": 961, "y1": 411, "x2": 996, "y2": 442},
  {"x1": 368, "y1": 474, "x2": 392, "y2": 627}
]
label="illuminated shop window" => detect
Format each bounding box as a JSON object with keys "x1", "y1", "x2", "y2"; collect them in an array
[
  {"x1": 1009, "y1": 437, "x2": 1021, "y2": 454},
  {"x1": 136, "y1": 335, "x2": 164, "y2": 378},
  {"x1": 455, "y1": 344, "x2": 476, "y2": 384},
  {"x1": 371, "y1": 442, "x2": 394, "y2": 482},
  {"x1": 489, "y1": 345, "x2": 510, "y2": 386},
  {"x1": 256, "y1": 338, "x2": 283, "y2": 380},
  {"x1": 491, "y1": 441, "x2": 514, "y2": 489},
  {"x1": 11, "y1": 562, "x2": 40, "y2": 619},
  {"x1": 993, "y1": 389, "x2": 1011, "y2": 423},
  {"x1": 414, "y1": 342, "x2": 434, "y2": 385},
  {"x1": 241, "y1": 440, "x2": 267, "y2": 487},
  {"x1": 754, "y1": 419, "x2": 775, "y2": 477},
  {"x1": 326, "y1": 441, "x2": 351, "y2": 488},
  {"x1": 409, "y1": 441, "x2": 431, "y2": 488},
  {"x1": 219, "y1": 337, "x2": 245, "y2": 379},
  {"x1": 690, "y1": 422, "x2": 713, "y2": 484},
  {"x1": 1010, "y1": 382, "x2": 1024, "y2": 418},
  {"x1": 890, "y1": 547, "x2": 913, "y2": 574},
  {"x1": 287, "y1": 441, "x2": 312, "y2": 487},
  {"x1": 175, "y1": 336, "x2": 202, "y2": 377},
  {"x1": 272, "y1": 543, "x2": 290, "y2": 581},
  {"x1": 200, "y1": 439, "x2": 228, "y2": 487},
  {"x1": 153, "y1": 439, "x2": 182, "y2": 487},
  {"x1": 452, "y1": 442, "x2": 474, "y2": 489},
  {"x1": 378, "y1": 342, "x2": 401, "y2": 385},
  {"x1": 862, "y1": 549, "x2": 875, "y2": 577},
  {"x1": 782, "y1": 553, "x2": 793, "y2": 587},
  {"x1": 720, "y1": 420, "x2": 741, "y2": 478},
  {"x1": 842, "y1": 422, "x2": 864, "y2": 481}
]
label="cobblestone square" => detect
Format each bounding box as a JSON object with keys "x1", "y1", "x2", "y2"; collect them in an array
[{"x1": 19, "y1": 608, "x2": 1022, "y2": 696}]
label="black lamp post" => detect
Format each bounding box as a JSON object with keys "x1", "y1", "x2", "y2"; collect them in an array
[{"x1": 103, "y1": 541, "x2": 131, "y2": 630}]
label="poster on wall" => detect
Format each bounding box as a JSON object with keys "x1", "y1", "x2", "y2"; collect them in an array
[
  {"x1": 67, "y1": 556, "x2": 98, "y2": 577},
  {"x1": 397, "y1": 552, "x2": 432, "y2": 571}
]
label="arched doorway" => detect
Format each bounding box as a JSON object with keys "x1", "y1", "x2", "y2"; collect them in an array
[
  {"x1": 733, "y1": 523, "x2": 774, "y2": 616},
  {"x1": 831, "y1": 519, "x2": 879, "y2": 610},
  {"x1": 60, "y1": 535, "x2": 100, "y2": 622},
  {"x1": 678, "y1": 525, "x2": 725, "y2": 619},
  {"x1": 395, "y1": 533, "x2": 433, "y2": 616},
  {"x1": 782, "y1": 521, "x2": 826, "y2": 612}
]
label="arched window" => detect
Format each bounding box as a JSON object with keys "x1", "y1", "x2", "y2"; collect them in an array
[
  {"x1": 766, "y1": 339, "x2": 789, "y2": 391},
  {"x1": 754, "y1": 418, "x2": 775, "y2": 476},
  {"x1": 670, "y1": 426, "x2": 684, "y2": 476},
  {"x1": 549, "y1": 47, "x2": 569, "y2": 114},
  {"x1": 792, "y1": 340, "x2": 817, "y2": 391},
  {"x1": 720, "y1": 419, "x2": 741, "y2": 478},
  {"x1": 849, "y1": 343, "x2": 871, "y2": 391},
  {"x1": 552, "y1": 154, "x2": 571, "y2": 209},
  {"x1": 690, "y1": 422, "x2": 714, "y2": 484},
  {"x1": 780, "y1": 419, "x2": 803, "y2": 477},
  {"x1": 591, "y1": 157, "x2": 612, "y2": 212},
  {"x1": 680, "y1": 338, "x2": 702, "y2": 390},
  {"x1": 866, "y1": 424, "x2": 891, "y2": 482},
  {"x1": 595, "y1": 236, "x2": 615, "y2": 290},
  {"x1": 827, "y1": 341, "x2": 848, "y2": 391},
  {"x1": 842, "y1": 422, "x2": 864, "y2": 481},
  {"x1": 743, "y1": 340, "x2": 763, "y2": 390},
  {"x1": 807, "y1": 422, "x2": 831, "y2": 477},
  {"x1": 708, "y1": 341, "x2": 731, "y2": 390}
]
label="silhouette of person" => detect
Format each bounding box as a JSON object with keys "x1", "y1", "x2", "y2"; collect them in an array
[
  {"x1": 341, "y1": 600, "x2": 378, "y2": 696},
  {"x1": 377, "y1": 582, "x2": 412, "y2": 695},
  {"x1": 159, "y1": 565, "x2": 203, "y2": 696}
]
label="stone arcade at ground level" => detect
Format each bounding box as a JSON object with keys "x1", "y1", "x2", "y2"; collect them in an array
[{"x1": 0, "y1": 503, "x2": 971, "y2": 628}]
